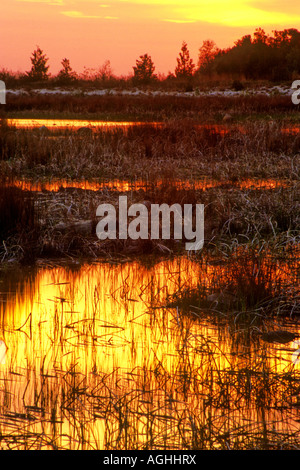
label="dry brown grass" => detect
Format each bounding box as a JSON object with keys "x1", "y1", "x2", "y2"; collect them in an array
[
  {"x1": 0, "y1": 113, "x2": 299, "y2": 262},
  {"x1": 5, "y1": 92, "x2": 295, "y2": 122},
  {"x1": 0, "y1": 176, "x2": 298, "y2": 264},
  {"x1": 0, "y1": 120, "x2": 299, "y2": 182}
]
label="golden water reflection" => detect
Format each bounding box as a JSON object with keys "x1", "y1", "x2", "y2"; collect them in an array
[
  {"x1": 0, "y1": 256, "x2": 299, "y2": 449},
  {"x1": 11, "y1": 177, "x2": 290, "y2": 193},
  {"x1": 7, "y1": 118, "x2": 300, "y2": 137},
  {"x1": 7, "y1": 118, "x2": 159, "y2": 131}
]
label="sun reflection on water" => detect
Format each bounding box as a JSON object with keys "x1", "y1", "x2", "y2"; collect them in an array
[{"x1": 0, "y1": 255, "x2": 299, "y2": 449}]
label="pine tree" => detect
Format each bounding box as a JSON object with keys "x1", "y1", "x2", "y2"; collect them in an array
[
  {"x1": 133, "y1": 54, "x2": 156, "y2": 84},
  {"x1": 175, "y1": 42, "x2": 195, "y2": 78},
  {"x1": 27, "y1": 46, "x2": 50, "y2": 81},
  {"x1": 57, "y1": 58, "x2": 77, "y2": 83}
]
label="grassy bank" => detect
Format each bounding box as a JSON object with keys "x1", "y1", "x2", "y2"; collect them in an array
[
  {"x1": 4, "y1": 90, "x2": 299, "y2": 123},
  {"x1": 1, "y1": 120, "x2": 300, "y2": 181},
  {"x1": 0, "y1": 177, "x2": 298, "y2": 265}
]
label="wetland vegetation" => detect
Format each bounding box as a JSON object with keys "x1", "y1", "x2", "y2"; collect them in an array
[{"x1": 0, "y1": 84, "x2": 299, "y2": 450}]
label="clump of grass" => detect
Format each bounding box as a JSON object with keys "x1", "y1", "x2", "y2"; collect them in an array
[
  {"x1": 166, "y1": 246, "x2": 299, "y2": 318},
  {"x1": 0, "y1": 184, "x2": 35, "y2": 238},
  {"x1": 0, "y1": 118, "x2": 18, "y2": 161},
  {"x1": 223, "y1": 249, "x2": 280, "y2": 311},
  {"x1": 202, "y1": 183, "x2": 300, "y2": 244},
  {"x1": 0, "y1": 184, "x2": 39, "y2": 263}
]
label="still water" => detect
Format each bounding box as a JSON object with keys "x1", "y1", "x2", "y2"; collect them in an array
[
  {"x1": 11, "y1": 178, "x2": 290, "y2": 193},
  {"x1": 7, "y1": 118, "x2": 300, "y2": 136},
  {"x1": 0, "y1": 255, "x2": 299, "y2": 449},
  {"x1": 7, "y1": 118, "x2": 300, "y2": 138},
  {"x1": 7, "y1": 118, "x2": 159, "y2": 131}
]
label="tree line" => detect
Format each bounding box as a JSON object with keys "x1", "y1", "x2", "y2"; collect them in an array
[{"x1": 2, "y1": 28, "x2": 300, "y2": 87}]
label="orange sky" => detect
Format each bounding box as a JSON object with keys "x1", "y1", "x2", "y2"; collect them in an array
[{"x1": 1, "y1": 0, "x2": 300, "y2": 77}]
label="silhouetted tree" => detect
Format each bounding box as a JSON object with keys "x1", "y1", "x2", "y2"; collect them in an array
[
  {"x1": 234, "y1": 35, "x2": 252, "y2": 48},
  {"x1": 207, "y1": 28, "x2": 300, "y2": 81},
  {"x1": 57, "y1": 58, "x2": 77, "y2": 83},
  {"x1": 198, "y1": 40, "x2": 219, "y2": 67},
  {"x1": 252, "y1": 27, "x2": 268, "y2": 44},
  {"x1": 97, "y1": 60, "x2": 113, "y2": 81},
  {"x1": 27, "y1": 46, "x2": 49, "y2": 81},
  {"x1": 197, "y1": 39, "x2": 220, "y2": 75},
  {"x1": 175, "y1": 42, "x2": 195, "y2": 78},
  {"x1": 133, "y1": 54, "x2": 156, "y2": 84}
]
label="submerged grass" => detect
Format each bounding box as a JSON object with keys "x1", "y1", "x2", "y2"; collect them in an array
[
  {"x1": 0, "y1": 248, "x2": 299, "y2": 450},
  {"x1": 167, "y1": 245, "x2": 300, "y2": 322},
  {"x1": 0, "y1": 262, "x2": 300, "y2": 450}
]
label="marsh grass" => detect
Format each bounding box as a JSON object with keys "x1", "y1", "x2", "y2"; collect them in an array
[
  {"x1": 0, "y1": 119, "x2": 299, "y2": 183},
  {"x1": 5, "y1": 92, "x2": 297, "y2": 123},
  {"x1": 0, "y1": 172, "x2": 298, "y2": 263},
  {"x1": 0, "y1": 117, "x2": 299, "y2": 261},
  {"x1": 0, "y1": 92, "x2": 299, "y2": 450},
  {"x1": 1, "y1": 295, "x2": 300, "y2": 450},
  {"x1": 0, "y1": 257, "x2": 299, "y2": 450},
  {"x1": 0, "y1": 184, "x2": 40, "y2": 264},
  {"x1": 166, "y1": 246, "x2": 300, "y2": 321}
]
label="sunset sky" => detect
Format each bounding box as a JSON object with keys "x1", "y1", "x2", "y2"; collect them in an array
[{"x1": 1, "y1": 0, "x2": 300, "y2": 77}]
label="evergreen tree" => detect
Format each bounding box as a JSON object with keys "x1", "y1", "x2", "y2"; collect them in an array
[
  {"x1": 133, "y1": 54, "x2": 156, "y2": 84},
  {"x1": 57, "y1": 58, "x2": 77, "y2": 83},
  {"x1": 27, "y1": 46, "x2": 50, "y2": 81},
  {"x1": 175, "y1": 42, "x2": 195, "y2": 78}
]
